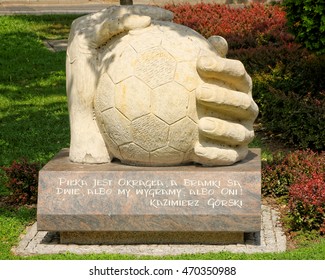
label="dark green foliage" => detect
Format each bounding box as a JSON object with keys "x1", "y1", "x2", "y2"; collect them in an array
[
  {"x1": 283, "y1": 0, "x2": 325, "y2": 54},
  {"x1": 251, "y1": 47, "x2": 325, "y2": 150},
  {"x1": 254, "y1": 81, "x2": 325, "y2": 150},
  {"x1": 233, "y1": 39, "x2": 325, "y2": 151},
  {"x1": 231, "y1": 45, "x2": 325, "y2": 96}
]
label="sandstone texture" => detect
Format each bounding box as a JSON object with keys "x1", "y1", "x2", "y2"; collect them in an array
[{"x1": 66, "y1": 5, "x2": 258, "y2": 166}]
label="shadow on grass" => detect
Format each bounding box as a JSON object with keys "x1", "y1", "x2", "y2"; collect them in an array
[
  {"x1": 0, "y1": 101, "x2": 69, "y2": 166},
  {"x1": 0, "y1": 31, "x2": 66, "y2": 94},
  {"x1": 0, "y1": 17, "x2": 72, "y2": 166}
]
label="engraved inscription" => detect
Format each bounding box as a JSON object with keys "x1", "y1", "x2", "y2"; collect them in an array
[
  {"x1": 117, "y1": 189, "x2": 131, "y2": 197},
  {"x1": 59, "y1": 178, "x2": 87, "y2": 187},
  {"x1": 118, "y1": 179, "x2": 164, "y2": 188},
  {"x1": 135, "y1": 188, "x2": 183, "y2": 198},
  {"x1": 184, "y1": 179, "x2": 220, "y2": 187},
  {"x1": 54, "y1": 177, "x2": 245, "y2": 210},
  {"x1": 150, "y1": 199, "x2": 199, "y2": 208},
  {"x1": 92, "y1": 179, "x2": 112, "y2": 187},
  {"x1": 189, "y1": 188, "x2": 215, "y2": 196},
  {"x1": 207, "y1": 198, "x2": 243, "y2": 208},
  {"x1": 87, "y1": 188, "x2": 112, "y2": 195},
  {"x1": 56, "y1": 188, "x2": 81, "y2": 195},
  {"x1": 38, "y1": 149, "x2": 261, "y2": 232}
]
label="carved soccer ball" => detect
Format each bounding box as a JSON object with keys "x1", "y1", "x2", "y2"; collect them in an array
[{"x1": 94, "y1": 21, "x2": 216, "y2": 166}]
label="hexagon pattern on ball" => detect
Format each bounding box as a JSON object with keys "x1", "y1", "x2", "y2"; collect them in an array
[{"x1": 94, "y1": 21, "x2": 215, "y2": 166}]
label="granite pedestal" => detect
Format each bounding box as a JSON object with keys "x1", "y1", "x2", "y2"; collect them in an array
[{"x1": 37, "y1": 149, "x2": 261, "y2": 245}]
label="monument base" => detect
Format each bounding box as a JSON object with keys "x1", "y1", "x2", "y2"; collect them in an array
[
  {"x1": 60, "y1": 231, "x2": 244, "y2": 245},
  {"x1": 37, "y1": 148, "x2": 261, "y2": 245}
]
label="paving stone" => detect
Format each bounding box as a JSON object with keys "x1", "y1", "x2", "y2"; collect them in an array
[{"x1": 43, "y1": 40, "x2": 68, "y2": 52}]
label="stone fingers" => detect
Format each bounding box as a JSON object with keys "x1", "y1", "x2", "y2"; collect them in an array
[
  {"x1": 100, "y1": 5, "x2": 173, "y2": 37},
  {"x1": 72, "y1": 6, "x2": 173, "y2": 51},
  {"x1": 193, "y1": 141, "x2": 248, "y2": 166},
  {"x1": 197, "y1": 55, "x2": 252, "y2": 95},
  {"x1": 126, "y1": 5, "x2": 174, "y2": 21},
  {"x1": 76, "y1": 5, "x2": 173, "y2": 50},
  {"x1": 198, "y1": 117, "x2": 255, "y2": 146},
  {"x1": 196, "y1": 84, "x2": 259, "y2": 121},
  {"x1": 84, "y1": 15, "x2": 151, "y2": 48},
  {"x1": 108, "y1": 14, "x2": 151, "y2": 36},
  {"x1": 122, "y1": 14, "x2": 152, "y2": 31}
]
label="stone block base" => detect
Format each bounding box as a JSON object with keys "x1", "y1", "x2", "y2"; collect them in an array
[
  {"x1": 37, "y1": 148, "x2": 261, "y2": 244},
  {"x1": 60, "y1": 231, "x2": 244, "y2": 245}
]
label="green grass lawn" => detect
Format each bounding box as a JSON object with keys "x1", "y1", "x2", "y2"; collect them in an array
[
  {"x1": 0, "y1": 15, "x2": 324, "y2": 260},
  {"x1": 0, "y1": 15, "x2": 75, "y2": 167}
]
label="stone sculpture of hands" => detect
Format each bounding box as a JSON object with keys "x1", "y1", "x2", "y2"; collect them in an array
[
  {"x1": 194, "y1": 36, "x2": 259, "y2": 165},
  {"x1": 66, "y1": 5, "x2": 258, "y2": 166}
]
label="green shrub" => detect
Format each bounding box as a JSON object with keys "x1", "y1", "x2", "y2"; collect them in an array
[
  {"x1": 1, "y1": 159, "x2": 40, "y2": 205},
  {"x1": 232, "y1": 45, "x2": 325, "y2": 97},
  {"x1": 254, "y1": 82, "x2": 325, "y2": 150},
  {"x1": 249, "y1": 45, "x2": 325, "y2": 150},
  {"x1": 283, "y1": 0, "x2": 325, "y2": 54}
]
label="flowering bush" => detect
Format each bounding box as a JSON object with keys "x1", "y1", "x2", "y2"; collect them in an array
[
  {"x1": 263, "y1": 150, "x2": 325, "y2": 234},
  {"x1": 288, "y1": 172, "x2": 325, "y2": 234},
  {"x1": 262, "y1": 150, "x2": 325, "y2": 197},
  {"x1": 1, "y1": 159, "x2": 40, "y2": 205}
]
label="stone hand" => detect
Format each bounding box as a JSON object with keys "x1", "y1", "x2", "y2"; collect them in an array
[
  {"x1": 67, "y1": 6, "x2": 173, "y2": 164},
  {"x1": 68, "y1": 5, "x2": 173, "y2": 56},
  {"x1": 194, "y1": 36, "x2": 259, "y2": 165}
]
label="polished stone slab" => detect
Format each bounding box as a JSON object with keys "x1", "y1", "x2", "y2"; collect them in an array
[
  {"x1": 37, "y1": 149, "x2": 261, "y2": 236},
  {"x1": 60, "y1": 231, "x2": 244, "y2": 245},
  {"x1": 14, "y1": 205, "x2": 287, "y2": 256}
]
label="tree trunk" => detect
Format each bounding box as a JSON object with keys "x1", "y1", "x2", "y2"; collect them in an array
[{"x1": 120, "y1": 0, "x2": 133, "y2": 5}]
